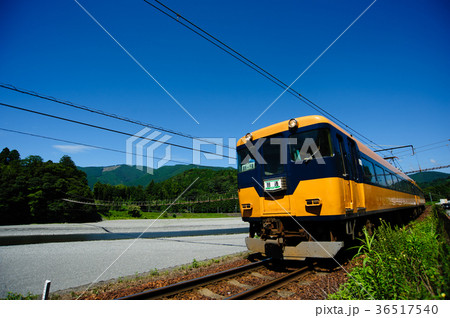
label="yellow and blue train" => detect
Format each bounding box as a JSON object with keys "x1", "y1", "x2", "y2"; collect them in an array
[{"x1": 237, "y1": 115, "x2": 425, "y2": 260}]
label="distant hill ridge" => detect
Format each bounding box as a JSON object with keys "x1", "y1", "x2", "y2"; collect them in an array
[
  {"x1": 79, "y1": 166, "x2": 449, "y2": 190},
  {"x1": 78, "y1": 164, "x2": 235, "y2": 188},
  {"x1": 408, "y1": 171, "x2": 450, "y2": 186}
]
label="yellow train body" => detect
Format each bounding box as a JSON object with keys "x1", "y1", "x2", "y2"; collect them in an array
[{"x1": 237, "y1": 115, "x2": 425, "y2": 260}]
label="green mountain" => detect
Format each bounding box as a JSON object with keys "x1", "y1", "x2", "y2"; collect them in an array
[
  {"x1": 92, "y1": 167, "x2": 239, "y2": 213},
  {"x1": 408, "y1": 172, "x2": 450, "y2": 200},
  {"x1": 408, "y1": 171, "x2": 450, "y2": 186},
  {"x1": 78, "y1": 164, "x2": 234, "y2": 188}
]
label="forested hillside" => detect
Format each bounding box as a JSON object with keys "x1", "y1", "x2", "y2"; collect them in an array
[
  {"x1": 0, "y1": 147, "x2": 238, "y2": 224},
  {"x1": 409, "y1": 171, "x2": 450, "y2": 186},
  {"x1": 421, "y1": 178, "x2": 450, "y2": 201},
  {"x1": 79, "y1": 164, "x2": 230, "y2": 188},
  {"x1": 93, "y1": 168, "x2": 238, "y2": 214},
  {"x1": 0, "y1": 147, "x2": 100, "y2": 225},
  {"x1": 409, "y1": 171, "x2": 450, "y2": 201}
]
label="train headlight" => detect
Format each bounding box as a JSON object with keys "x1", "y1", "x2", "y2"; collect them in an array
[
  {"x1": 288, "y1": 118, "x2": 298, "y2": 130},
  {"x1": 244, "y1": 133, "x2": 253, "y2": 142}
]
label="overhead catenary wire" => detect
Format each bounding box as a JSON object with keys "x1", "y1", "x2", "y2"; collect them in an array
[
  {"x1": 0, "y1": 102, "x2": 237, "y2": 160},
  {"x1": 0, "y1": 83, "x2": 233, "y2": 151},
  {"x1": 142, "y1": 0, "x2": 385, "y2": 152},
  {"x1": 0, "y1": 127, "x2": 198, "y2": 166},
  {"x1": 396, "y1": 144, "x2": 450, "y2": 159},
  {"x1": 404, "y1": 164, "x2": 450, "y2": 175},
  {"x1": 394, "y1": 139, "x2": 450, "y2": 156},
  {"x1": 413, "y1": 139, "x2": 450, "y2": 150}
]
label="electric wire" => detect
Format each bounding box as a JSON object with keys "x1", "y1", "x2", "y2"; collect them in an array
[
  {"x1": 0, "y1": 102, "x2": 237, "y2": 160},
  {"x1": 142, "y1": 0, "x2": 385, "y2": 151},
  {"x1": 0, "y1": 83, "x2": 233, "y2": 150},
  {"x1": 396, "y1": 144, "x2": 450, "y2": 159},
  {"x1": 395, "y1": 139, "x2": 450, "y2": 156},
  {"x1": 0, "y1": 127, "x2": 198, "y2": 166},
  {"x1": 404, "y1": 164, "x2": 450, "y2": 175}
]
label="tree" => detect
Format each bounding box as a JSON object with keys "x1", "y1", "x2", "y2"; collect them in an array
[
  {"x1": 59, "y1": 155, "x2": 76, "y2": 168},
  {"x1": 0, "y1": 147, "x2": 10, "y2": 164},
  {"x1": 0, "y1": 148, "x2": 21, "y2": 165},
  {"x1": 0, "y1": 148, "x2": 101, "y2": 225}
]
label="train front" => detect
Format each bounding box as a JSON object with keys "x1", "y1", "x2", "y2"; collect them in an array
[{"x1": 236, "y1": 116, "x2": 345, "y2": 260}]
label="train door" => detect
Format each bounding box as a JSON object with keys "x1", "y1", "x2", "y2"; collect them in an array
[
  {"x1": 347, "y1": 138, "x2": 363, "y2": 211},
  {"x1": 336, "y1": 135, "x2": 353, "y2": 211}
]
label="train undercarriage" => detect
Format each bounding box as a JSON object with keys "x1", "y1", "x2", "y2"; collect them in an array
[{"x1": 245, "y1": 207, "x2": 423, "y2": 260}]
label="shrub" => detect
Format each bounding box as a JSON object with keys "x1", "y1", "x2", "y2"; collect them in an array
[
  {"x1": 4, "y1": 292, "x2": 36, "y2": 300},
  {"x1": 126, "y1": 205, "x2": 142, "y2": 218},
  {"x1": 329, "y1": 211, "x2": 449, "y2": 300}
]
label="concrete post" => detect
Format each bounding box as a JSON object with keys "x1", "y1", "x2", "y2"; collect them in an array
[{"x1": 42, "y1": 280, "x2": 51, "y2": 300}]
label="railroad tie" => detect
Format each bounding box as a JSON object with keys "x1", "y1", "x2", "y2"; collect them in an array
[
  {"x1": 251, "y1": 272, "x2": 273, "y2": 280},
  {"x1": 277, "y1": 290, "x2": 295, "y2": 298},
  {"x1": 198, "y1": 288, "x2": 225, "y2": 300},
  {"x1": 228, "y1": 279, "x2": 253, "y2": 289}
]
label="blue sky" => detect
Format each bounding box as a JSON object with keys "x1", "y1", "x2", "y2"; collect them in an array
[{"x1": 1, "y1": 0, "x2": 449, "y2": 173}]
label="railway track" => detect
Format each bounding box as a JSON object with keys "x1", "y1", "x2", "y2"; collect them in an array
[
  {"x1": 226, "y1": 264, "x2": 310, "y2": 300},
  {"x1": 117, "y1": 258, "x2": 314, "y2": 300}
]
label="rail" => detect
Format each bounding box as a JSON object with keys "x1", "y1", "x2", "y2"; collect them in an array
[
  {"x1": 226, "y1": 265, "x2": 310, "y2": 300},
  {"x1": 117, "y1": 258, "x2": 271, "y2": 300}
]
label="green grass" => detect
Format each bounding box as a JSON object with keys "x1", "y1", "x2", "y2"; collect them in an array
[
  {"x1": 3, "y1": 292, "x2": 38, "y2": 300},
  {"x1": 101, "y1": 210, "x2": 238, "y2": 220},
  {"x1": 329, "y1": 206, "x2": 450, "y2": 300}
]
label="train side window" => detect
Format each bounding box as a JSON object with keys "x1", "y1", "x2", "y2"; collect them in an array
[
  {"x1": 392, "y1": 175, "x2": 400, "y2": 190},
  {"x1": 397, "y1": 176, "x2": 403, "y2": 191},
  {"x1": 403, "y1": 179, "x2": 409, "y2": 193},
  {"x1": 416, "y1": 185, "x2": 422, "y2": 196},
  {"x1": 407, "y1": 182, "x2": 414, "y2": 194},
  {"x1": 375, "y1": 164, "x2": 387, "y2": 186},
  {"x1": 398, "y1": 177, "x2": 407, "y2": 192},
  {"x1": 361, "y1": 158, "x2": 376, "y2": 183},
  {"x1": 386, "y1": 172, "x2": 394, "y2": 188},
  {"x1": 413, "y1": 184, "x2": 419, "y2": 195},
  {"x1": 405, "y1": 182, "x2": 410, "y2": 194}
]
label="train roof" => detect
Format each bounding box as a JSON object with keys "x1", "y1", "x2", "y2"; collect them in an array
[{"x1": 237, "y1": 115, "x2": 414, "y2": 182}]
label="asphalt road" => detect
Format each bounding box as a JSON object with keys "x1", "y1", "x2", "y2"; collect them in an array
[
  {"x1": 0, "y1": 217, "x2": 247, "y2": 237},
  {"x1": 0, "y1": 218, "x2": 249, "y2": 298},
  {"x1": 0, "y1": 218, "x2": 248, "y2": 245}
]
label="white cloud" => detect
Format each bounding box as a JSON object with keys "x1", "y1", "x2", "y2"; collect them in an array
[
  {"x1": 430, "y1": 159, "x2": 437, "y2": 164},
  {"x1": 53, "y1": 145, "x2": 92, "y2": 154}
]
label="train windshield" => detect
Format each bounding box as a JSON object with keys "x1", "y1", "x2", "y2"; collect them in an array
[
  {"x1": 237, "y1": 147, "x2": 256, "y2": 173},
  {"x1": 289, "y1": 129, "x2": 333, "y2": 163},
  {"x1": 239, "y1": 128, "x2": 332, "y2": 175},
  {"x1": 262, "y1": 134, "x2": 285, "y2": 176}
]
